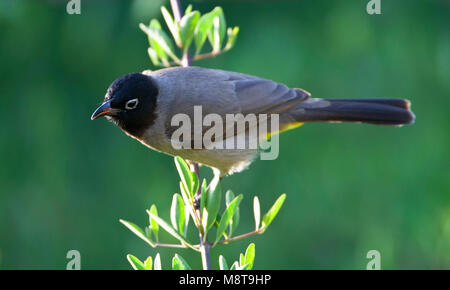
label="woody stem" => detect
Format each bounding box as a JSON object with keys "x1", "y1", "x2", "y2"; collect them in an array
[{"x1": 170, "y1": 0, "x2": 210, "y2": 270}]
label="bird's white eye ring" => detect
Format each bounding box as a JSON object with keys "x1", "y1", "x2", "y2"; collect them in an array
[{"x1": 125, "y1": 98, "x2": 139, "y2": 110}]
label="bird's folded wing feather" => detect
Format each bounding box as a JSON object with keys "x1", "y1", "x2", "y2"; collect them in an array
[{"x1": 162, "y1": 67, "x2": 309, "y2": 143}]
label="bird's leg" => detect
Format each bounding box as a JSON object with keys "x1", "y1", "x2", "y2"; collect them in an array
[{"x1": 188, "y1": 161, "x2": 202, "y2": 210}]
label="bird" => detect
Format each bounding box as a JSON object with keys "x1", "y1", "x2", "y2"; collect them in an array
[{"x1": 91, "y1": 66, "x2": 415, "y2": 177}]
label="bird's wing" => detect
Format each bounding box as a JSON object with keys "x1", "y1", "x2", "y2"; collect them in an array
[{"x1": 161, "y1": 67, "x2": 309, "y2": 144}]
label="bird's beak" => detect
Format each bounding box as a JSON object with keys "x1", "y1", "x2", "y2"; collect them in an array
[{"x1": 91, "y1": 100, "x2": 121, "y2": 120}]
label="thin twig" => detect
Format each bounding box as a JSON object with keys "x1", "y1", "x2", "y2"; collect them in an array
[
  {"x1": 200, "y1": 242, "x2": 212, "y2": 270},
  {"x1": 155, "y1": 242, "x2": 195, "y2": 249},
  {"x1": 170, "y1": 0, "x2": 182, "y2": 22},
  {"x1": 216, "y1": 230, "x2": 262, "y2": 245},
  {"x1": 193, "y1": 49, "x2": 228, "y2": 61},
  {"x1": 164, "y1": 50, "x2": 228, "y2": 67}
]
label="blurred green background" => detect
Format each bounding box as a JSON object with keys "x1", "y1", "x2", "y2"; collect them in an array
[{"x1": 0, "y1": 0, "x2": 449, "y2": 270}]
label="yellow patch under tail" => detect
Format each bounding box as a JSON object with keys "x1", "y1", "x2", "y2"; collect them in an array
[{"x1": 265, "y1": 122, "x2": 304, "y2": 139}]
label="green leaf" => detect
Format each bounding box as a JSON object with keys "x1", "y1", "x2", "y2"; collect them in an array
[
  {"x1": 225, "y1": 190, "x2": 234, "y2": 206},
  {"x1": 219, "y1": 255, "x2": 228, "y2": 270},
  {"x1": 172, "y1": 254, "x2": 192, "y2": 270},
  {"x1": 244, "y1": 243, "x2": 255, "y2": 270},
  {"x1": 214, "y1": 194, "x2": 243, "y2": 245},
  {"x1": 154, "y1": 253, "x2": 162, "y2": 270},
  {"x1": 230, "y1": 261, "x2": 238, "y2": 270},
  {"x1": 185, "y1": 4, "x2": 193, "y2": 15},
  {"x1": 261, "y1": 193, "x2": 287, "y2": 233},
  {"x1": 139, "y1": 23, "x2": 180, "y2": 63},
  {"x1": 120, "y1": 219, "x2": 155, "y2": 247},
  {"x1": 147, "y1": 47, "x2": 160, "y2": 66},
  {"x1": 205, "y1": 177, "x2": 222, "y2": 231},
  {"x1": 201, "y1": 207, "x2": 208, "y2": 238},
  {"x1": 170, "y1": 193, "x2": 187, "y2": 237},
  {"x1": 179, "y1": 11, "x2": 200, "y2": 52},
  {"x1": 200, "y1": 178, "x2": 207, "y2": 214},
  {"x1": 179, "y1": 181, "x2": 200, "y2": 229},
  {"x1": 225, "y1": 26, "x2": 239, "y2": 51},
  {"x1": 161, "y1": 6, "x2": 181, "y2": 46},
  {"x1": 144, "y1": 20, "x2": 168, "y2": 65},
  {"x1": 146, "y1": 211, "x2": 198, "y2": 251},
  {"x1": 239, "y1": 253, "x2": 245, "y2": 267},
  {"x1": 127, "y1": 254, "x2": 146, "y2": 270},
  {"x1": 194, "y1": 9, "x2": 221, "y2": 54},
  {"x1": 253, "y1": 196, "x2": 261, "y2": 231},
  {"x1": 174, "y1": 156, "x2": 195, "y2": 197},
  {"x1": 236, "y1": 263, "x2": 250, "y2": 270},
  {"x1": 183, "y1": 203, "x2": 190, "y2": 234},
  {"x1": 191, "y1": 170, "x2": 199, "y2": 197},
  {"x1": 226, "y1": 190, "x2": 240, "y2": 237},
  {"x1": 207, "y1": 7, "x2": 226, "y2": 52},
  {"x1": 144, "y1": 256, "x2": 153, "y2": 270},
  {"x1": 148, "y1": 19, "x2": 171, "y2": 65},
  {"x1": 149, "y1": 204, "x2": 159, "y2": 242}
]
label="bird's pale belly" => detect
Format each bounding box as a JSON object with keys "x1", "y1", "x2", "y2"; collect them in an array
[{"x1": 138, "y1": 131, "x2": 257, "y2": 176}]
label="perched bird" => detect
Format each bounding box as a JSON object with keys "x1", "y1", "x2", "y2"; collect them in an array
[{"x1": 91, "y1": 67, "x2": 415, "y2": 176}]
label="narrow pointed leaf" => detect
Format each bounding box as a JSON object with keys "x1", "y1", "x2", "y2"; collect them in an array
[
  {"x1": 214, "y1": 194, "x2": 243, "y2": 245},
  {"x1": 179, "y1": 11, "x2": 200, "y2": 52},
  {"x1": 207, "y1": 7, "x2": 226, "y2": 52},
  {"x1": 146, "y1": 19, "x2": 168, "y2": 64},
  {"x1": 225, "y1": 26, "x2": 239, "y2": 51},
  {"x1": 253, "y1": 196, "x2": 261, "y2": 231},
  {"x1": 146, "y1": 211, "x2": 198, "y2": 251},
  {"x1": 200, "y1": 178, "x2": 207, "y2": 214},
  {"x1": 244, "y1": 243, "x2": 255, "y2": 270},
  {"x1": 219, "y1": 255, "x2": 228, "y2": 270},
  {"x1": 139, "y1": 23, "x2": 180, "y2": 62},
  {"x1": 230, "y1": 261, "x2": 239, "y2": 270},
  {"x1": 170, "y1": 194, "x2": 179, "y2": 229},
  {"x1": 191, "y1": 170, "x2": 199, "y2": 197},
  {"x1": 120, "y1": 219, "x2": 155, "y2": 247},
  {"x1": 175, "y1": 156, "x2": 194, "y2": 197},
  {"x1": 226, "y1": 190, "x2": 239, "y2": 237},
  {"x1": 144, "y1": 256, "x2": 153, "y2": 270},
  {"x1": 154, "y1": 253, "x2": 162, "y2": 270},
  {"x1": 202, "y1": 207, "x2": 208, "y2": 238},
  {"x1": 172, "y1": 254, "x2": 192, "y2": 270},
  {"x1": 194, "y1": 9, "x2": 220, "y2": 54},
  {"x1": 127, "y1": 254, "x2": 146, "y2": 270},
  {"x1": 149, "y1": 19, "x2": 171, "y2": 65},
  {"x1": 185, "y1": 4, "x2": 193, "y2": 15},
  {"x1": 212, "y1": 16, "x2": 221, "y2": 52},
  {"x1": 147, "y1": 47, "x2": 160, "y2": 66},
  {"x1": 171, "y1": 193, "x2": 187, "y2": 236},
  {"x1": 184, "y1": 202, "x2": 190, "y2": 234},
  {"x1": 161, "y1": 6, "x2": 181, "y2": 46},
  {"x1": 261, "y1": 194, "x2": 287, "y2": 233},
  {"x1": 149, "y1": 204, "x2": 159, "y2": 242},
  {"x1": 237, "y1": 263, "x2": 250, "y2": 270},
  {"x1": 239, "y1": 253, "x2": 245, "y2": 267},
  {"x1": 205, "y1": 177, "x2": 222, "y2": 231}
]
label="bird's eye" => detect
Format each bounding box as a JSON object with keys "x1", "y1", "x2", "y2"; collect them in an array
[{"x1": 125, "y1": 98, "x2": 139, "y2": 110}]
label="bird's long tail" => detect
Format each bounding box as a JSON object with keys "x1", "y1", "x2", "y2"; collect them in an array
[{"x1": 291, "y1": 98, "x2": 415, "y2": 126}]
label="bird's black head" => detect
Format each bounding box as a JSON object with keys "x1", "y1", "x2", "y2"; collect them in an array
[{"x1": 91, "y1": 73, "x2": 158, "y2": 138}]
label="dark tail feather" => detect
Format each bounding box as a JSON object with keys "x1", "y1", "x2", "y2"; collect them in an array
[{"x1": 293, "y1": 98, "x2": 415, "y2": 126}]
